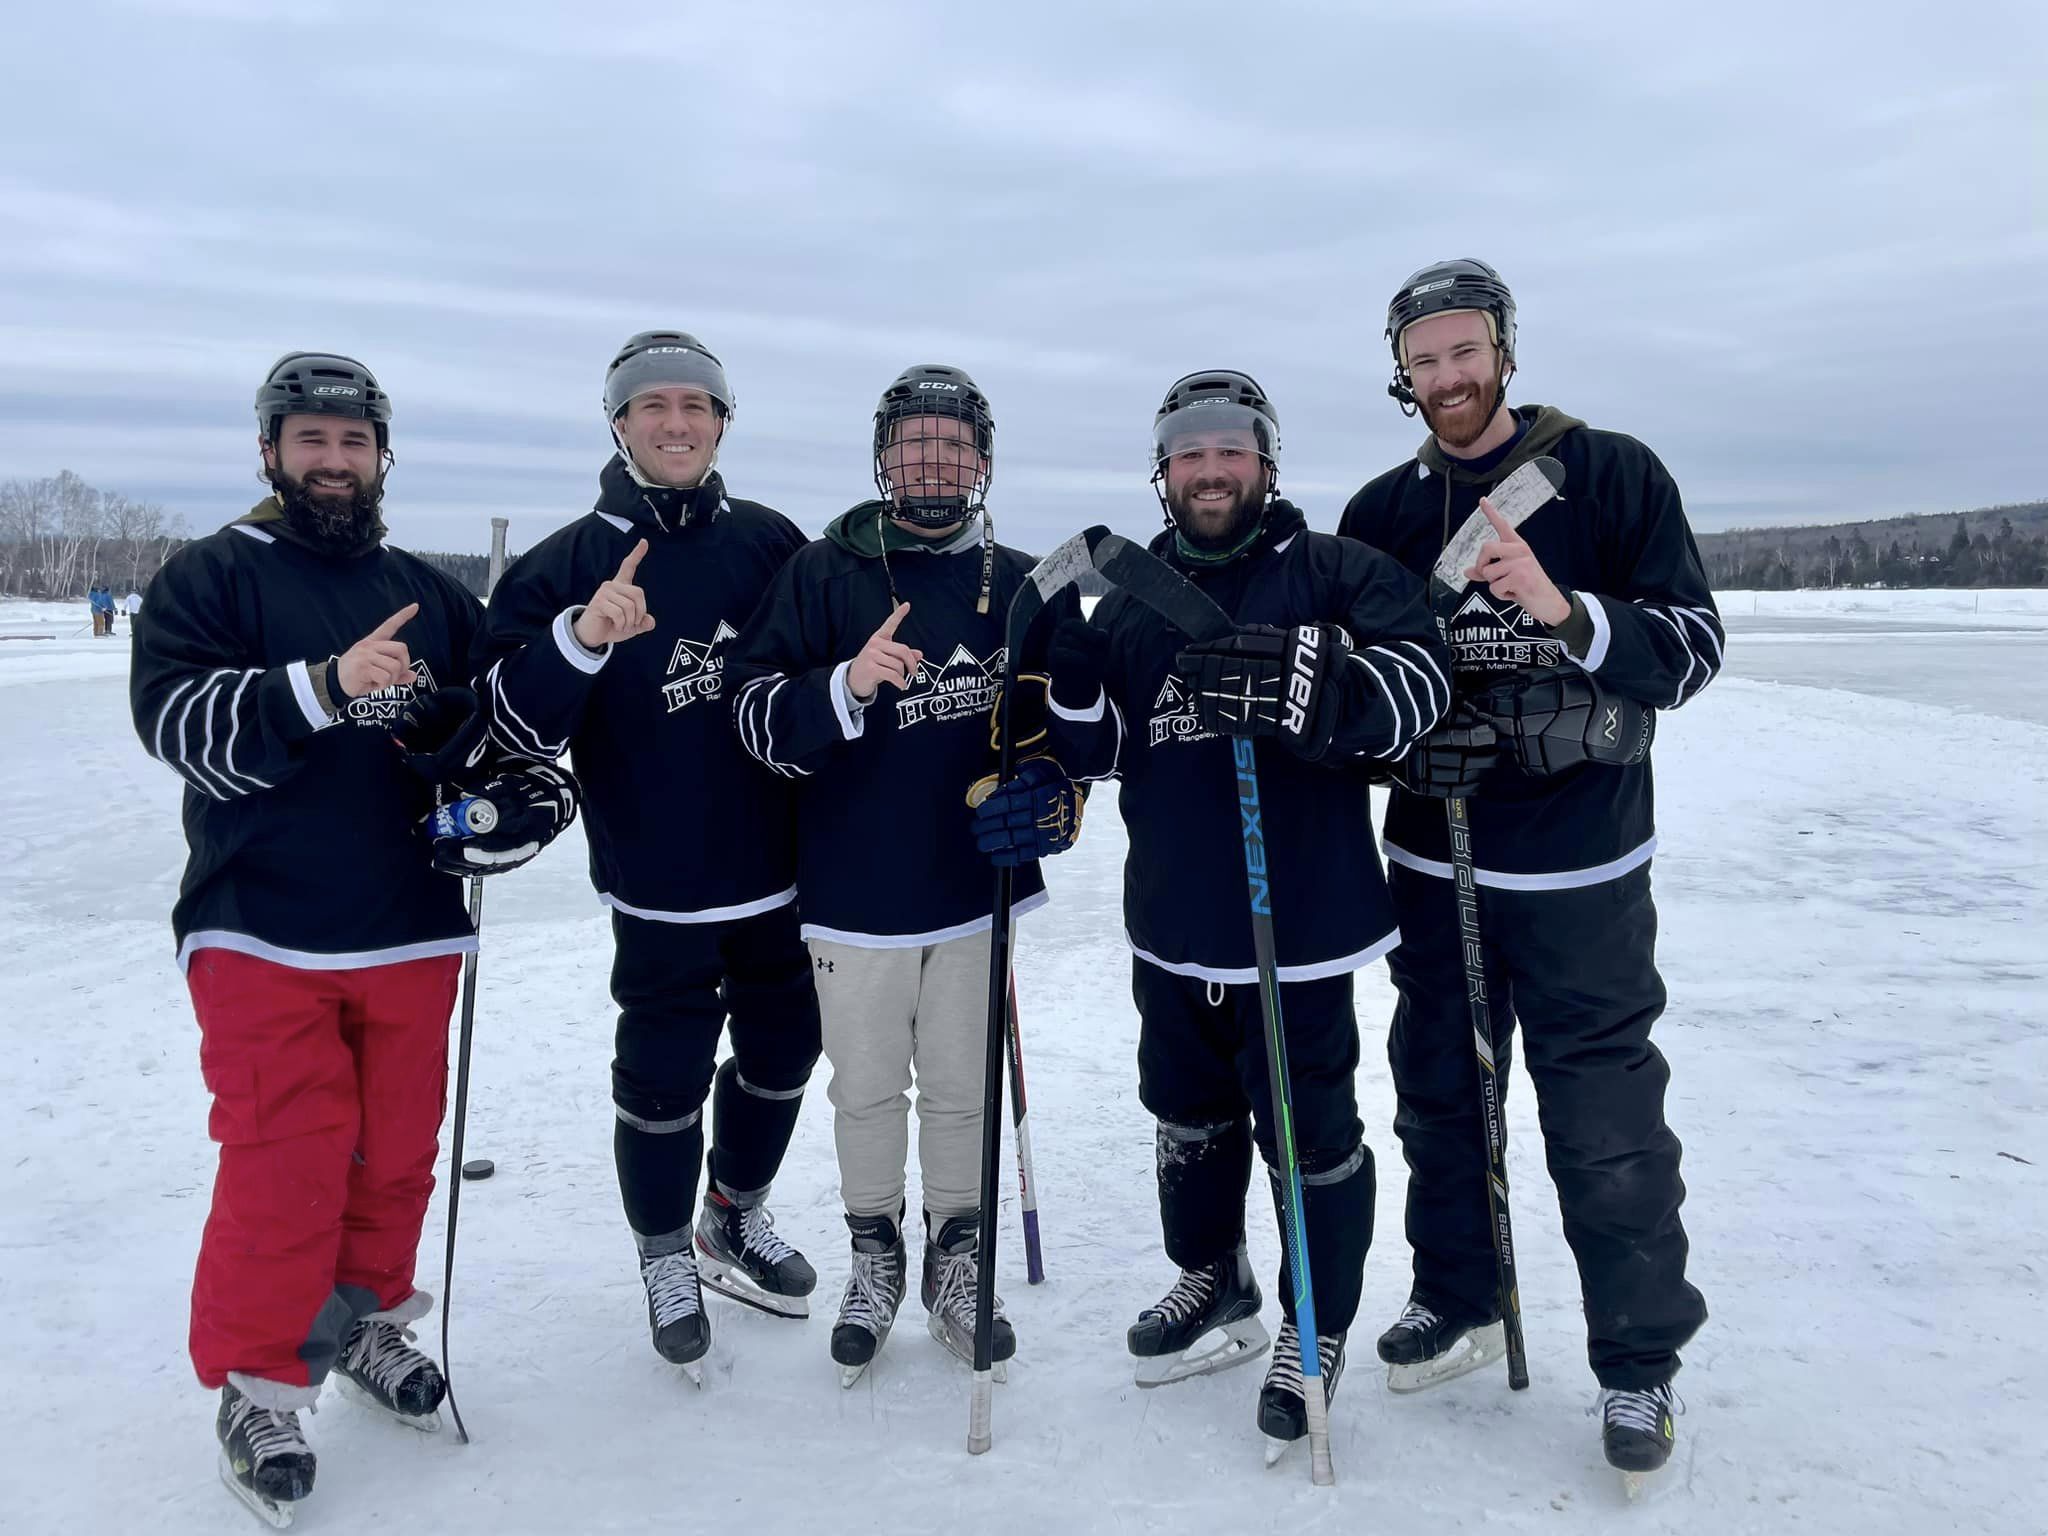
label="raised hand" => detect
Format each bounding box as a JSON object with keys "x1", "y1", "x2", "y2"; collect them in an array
[
  {"x1": 336, "y1": 603, "x2": 420, "y2": 699},
  {"x1": 572, "y1": 538, "x2": 657, "y2": 649},
  {"x1": 1466, "y1": 496, "x2": 1570, "y2": 626},
  {"x1": 847, "y1": 601, "x2": 923, "y2": 701}
]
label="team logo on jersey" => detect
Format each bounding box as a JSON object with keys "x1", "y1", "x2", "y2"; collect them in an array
[
  {"x1": 1445, "y1": 586, "x2": 1562, "y2": 677},
  {"x1": 341, "y1": 658, "x2": 434, "y2": 725},
  {"x1": 1147, "y1": 673, "x2": 1218, "y2": 749},
  {"x1": 663, "y1": 620, "x2": 737, "y2": 712},
  {"x1": 895, "y1": 643, "x2": 1005, "y2": 729}
]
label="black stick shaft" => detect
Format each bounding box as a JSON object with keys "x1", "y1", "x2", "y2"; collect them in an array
[{"x1": 439, "y1": 878, "x2": 483, "y2": 1442}]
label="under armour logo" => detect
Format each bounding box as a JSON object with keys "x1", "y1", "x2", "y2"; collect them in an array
[{"x1": 814, "y1": 956, "x2": 835, "y2": 973}]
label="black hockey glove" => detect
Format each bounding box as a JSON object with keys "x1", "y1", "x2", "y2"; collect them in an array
[
  {"x1": 422, "y1": 762, "x2": 579, "y2": 877},
  {"x1": 1047, "y1": 617, "x2": 1111, "y2": 712},
  {"x1": 967, "y1": 757, "x2": 1084, "y2": 867},
  {"x1": 1389, "y1": 703, "x2": 1500, "y2": 798},
  {"x1": 1173, "y1": 622, "x2": 1351, "y2": 760},
  {"x1": 392, "y1": 686, "x2": 490, "y2": 784},
  {"x1": 1468, "y1": 665, "x2": 1655, "y2": 777}
]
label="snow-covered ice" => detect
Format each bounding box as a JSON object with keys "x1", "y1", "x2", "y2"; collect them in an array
[{"x1": 2, "y1": 596, "x2": 2043, "y2": 1533}]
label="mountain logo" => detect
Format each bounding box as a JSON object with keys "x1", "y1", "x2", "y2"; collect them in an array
[
  {"x1": 343, "y1": 657, "x2": 433, "y2": 725},
  {"x1": 895, "y1": 642, "x2": 1005, "y2": 729},
  {"x1": 663, "y1": 620, "x2": 738, "y2": 713}
]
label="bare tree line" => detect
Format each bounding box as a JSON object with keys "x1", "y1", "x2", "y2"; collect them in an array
[{"x1": 0, "y1": 471, "x2": 189, "y2": 598}]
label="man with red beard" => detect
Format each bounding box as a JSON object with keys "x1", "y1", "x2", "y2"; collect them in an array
[
  {"x1": 131, "y1": 351, "x2": 578, "y2": 1524},
  {"x1": 1339, "y1": 260, "x2": 1718, "y2": 1485}
]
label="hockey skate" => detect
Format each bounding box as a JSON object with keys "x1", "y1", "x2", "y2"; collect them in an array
[
  {"x1": 333, "y1": 1316, "x2": 446, "y2": 1431},
  {"x1": 216, "y1": 1384, "x2": 314, "y2": 1529},
  {"x1": 1376, "y1": 1296, "x2": 1505, "y2": 1394},
  {"x1": 640, "y1": 1247, "x2": 709, "y2": 1385},
  {"x1": 695, "y1": 1189, "x2": 817, "y2": 1320},
  {"x1": 1127, "y1": 1245, "x2": 1269, "y2": 1388},
  {"x1": 1258, "y1": 1321, "x2": 1345, "y2": 1467},
  {"x1": 832, "y1": 1210, "x2": 907, "y2": 1388},
  {"x1": 1599, "y1": 1381, "x2": 1679, "y2": 1501},
  {"x1": 922, "y1": 1211, "x2": 1013, "y2": 1382}
]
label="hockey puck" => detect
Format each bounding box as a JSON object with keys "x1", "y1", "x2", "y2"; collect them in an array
[{"x1": 461, "y1": 1158, "x2": 495, "y2": 1181}]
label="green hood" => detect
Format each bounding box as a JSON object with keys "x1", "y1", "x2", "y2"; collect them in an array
[
  {"x1": 823, "y1": 501, "x2": 985, "y2": 560},
  {"x1": 1418, "y1": 404, "x2": 1584, "y2": 484}
]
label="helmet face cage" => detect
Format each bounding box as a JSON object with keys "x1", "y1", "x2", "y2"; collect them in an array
[
  {"x1": 872, "y1": 367, "x2": 995, "y2": 527},
  {"x1": 1384, "y1": 259, "x2": 1517, "y2": 410},
  {"x1": 256, "y1": 352, "x2": 391, "y2": 448},
  {"x1": 605, "y1": 331, "x2": 734, "y2": 422}
]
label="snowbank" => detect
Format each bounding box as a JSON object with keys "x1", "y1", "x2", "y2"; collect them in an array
[{"x1": 1717, "y1": 587, "x2": 2048, "y2": 620}]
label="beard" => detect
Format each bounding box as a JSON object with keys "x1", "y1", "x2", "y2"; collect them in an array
[
  {"x1": 273, "y1": 468, "x2": 386, "y2": 555},
  {"x1": 1168, "y1": 476, "x2": 1265, "y2": 552},
  {"x1": 1419, "y1": 370, "x2": 1504, "y2": 451}
]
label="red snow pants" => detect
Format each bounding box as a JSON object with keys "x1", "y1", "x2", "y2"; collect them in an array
[{"x1": 184, "y1": 947, "x2": 460, "y2": 1392}]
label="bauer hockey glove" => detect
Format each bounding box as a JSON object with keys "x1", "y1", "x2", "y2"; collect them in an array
[
  {"x1": 423, "y1": 761, "x2": 580, "y2": 876},
  {"x1": 1390, "y1": 703, "x2": 1500, "y2": 798},
  {"x1": 1173, "y1": 622, "x2": 1351, "y2": 759},
  {"x1": 968, "y1": 756, "x2": 1084, "y2": 867},
  {"x1": 1469, "y1": 665, "x2": 1655, "y2": 776}
]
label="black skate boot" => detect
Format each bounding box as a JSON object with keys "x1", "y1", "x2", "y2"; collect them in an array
[
  {"x1": 1376, "y1": 1294, "x2": 1505, "y2": 1393},
  {"x1": 1258, "y1": 1320, "x2": 1346, "y2": 1464},
  {"x1": 922, "y1": 1210, "x2": 1015, "y2": 1375},
  {"x1": 639, "y1": 1246, "x2": 710, "y2": 1382},
  {"x1": 696, "y1": 1188, "x2": 817, "y2": 1319},
  {"x1": 334, "y1": 1316, "x2": 446, "y2": 1430},
  {"x1": 831, "y1": 1209, "x2": 908, "y2": 1387},
  {"x1": 1127, "y1": 1244, "x2": 1269, "y2": 1388},
  {"x1": 216, "y1": 1384, "x2": 315, "y2": 1528},
  {"x1": 1600, "y1": 1381, "x2": 1679, "y2": 1498}
]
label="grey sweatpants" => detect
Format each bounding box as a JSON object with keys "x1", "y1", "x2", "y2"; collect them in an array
[{"x1": 810, "y1": 931, "x2": 992, "y2": 1221}]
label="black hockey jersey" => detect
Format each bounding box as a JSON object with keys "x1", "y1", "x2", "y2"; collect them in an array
[
  {"x1": 472, "y1": 458, "x2": 806, "y2": 922},
  {"x1": 1339, "y1": 405, "x2": 1724, "y2": 888},
  {"x1": 725, "y1": 504, "x2": 1061, "y2": 946},
  {"x1": 1045, "y1": 502, "x2": 1449, "y2": 982},
  {"x1": 130, "y1": 508, "x2": 483, "y2": 971}
]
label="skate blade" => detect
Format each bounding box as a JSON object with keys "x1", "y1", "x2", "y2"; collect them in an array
[
  {"x1": 679, "y1": 1358, "x2": 705, "y2": 1388},
  {"x1": 1134, "y1": 1317, "x2": 1271, "y2": 1388},
  {"x1": 218, "y1": 1451, "x2": 296, "y2": 1529},
  {"x1": 838, "y1": 1363, "x2": 870, "y2": 1389},
  {"x1": 333, "y1": 1373, "x2": 443, "y2": 1432},
  {"x1": 700, "y1": 1259, "x2": 811, "y2": 1319},
  {"x1": 927, "y1": 1312, "x2": 1008, "y2": 1383},
  {"x1": 1385, "y1": 1320, "x2": 1506, "y2": 1394},
  {"x1": 1263, "y1": 1434, "x2": 1296, "y2": 1468}
]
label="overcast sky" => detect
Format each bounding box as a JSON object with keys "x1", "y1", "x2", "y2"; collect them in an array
[{"x1": 2, "y1": 0, "x2": 2041, "y2": 556}]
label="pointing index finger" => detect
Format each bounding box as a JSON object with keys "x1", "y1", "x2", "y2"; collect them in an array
[
  {"x1": 876, "y1": 601, "x2": 911, "y2": 641},
  {"x1": 367, "y1": 602, "x2": 420, "y2": 642},
  {"x1": 616, "y1": 538, "x2": 649, "y2": 584},
  {"x1": 1479, "y1": 496, "x2": 1522, "y2": 544}
]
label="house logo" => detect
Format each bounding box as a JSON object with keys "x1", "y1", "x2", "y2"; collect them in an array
[
  {"x1": 1445, "y1": 583, "x2": 1561, "y2": 676},
  {"x1": 1147, "y1": 673, "x2": 1217, "y2": 749},
  {"x1": 895, "y1": 643, "x2": 1005, "y2": 729},
  {"x1": 663, "y1": 620, "x2": 738, "y2": 712}
]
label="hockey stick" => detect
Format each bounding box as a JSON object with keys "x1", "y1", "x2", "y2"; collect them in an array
[
  {"x1": 970, "y1": 527, "x2": 1108, "y2": 1454},
  {"x1": 1005, "y1": 970, "x2": 1045, "y2": 1284},
  {"x1": 1426, "y1": 454, "x2": 1565, "y2": 1395},
  {"x1": 439, "y1": 877, "x2": 484, "y2": 1443},
  {"x1": 1088, "y1": 532, "x2": 1335, "y2": 1487}
]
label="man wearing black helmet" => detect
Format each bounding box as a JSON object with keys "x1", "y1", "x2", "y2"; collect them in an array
[
  {"x1": 474, "y1": 332, "x2": 822, "y2": 1380},
  {"x1": 976, "y1": 371, "x2": 1449, "y2": 1457},
  {"x1": 726, "y1": 364, "x2": 1066, "y2": 1386},
  {"x1": 1340, "y1": 259, "x2": 1718, "y2": 1481},
  {"x1": 131, "y1": 352, "x2": 579, "y2": 1522}
]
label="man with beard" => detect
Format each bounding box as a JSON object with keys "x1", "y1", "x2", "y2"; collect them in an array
[
  {"x1": 725, "y1": 365, "x2": 1070, "y2": 1386},
  {"x1": 1338, "y1": 259, "x2": 1718, "y2": 1484},
  {"x1": 473, "y1": 332, "x2": 822, "y2": 1380},
  {"x1": 130, "y1": 351, "x2": 580, "y2": 1523},
  {"x1": 973, "y1": 371, "x2": 1448, "y2": 1458}
]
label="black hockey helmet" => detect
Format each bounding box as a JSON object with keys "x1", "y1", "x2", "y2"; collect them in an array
[
  {"x1": 1385, "y1": 258, "x2": 1517, "y2": 407},
  {"x1": 255, "y1": 352, "x2": 391, "y2": 448},
  {"x1": 604, "y1": 331, "x2": 734, "y2": 421},
  {"x1": 1150, "y1": 369, "x2": 1280, "y2": 472},
  {"x1": 872, "y1": 363, "x2": 995, "y2": 527}
]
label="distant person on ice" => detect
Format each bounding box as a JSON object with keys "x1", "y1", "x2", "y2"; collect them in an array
[
  {"x1": 975, "y1": 370, "x2": 1449, "y2": 1460},
  {"x1": 726, "y1": 365, "x2": 1071, "y2": 1386},
  {"x1": 1340, "y1": 259, "x2": 1720, "y2": 1485},
  {"x1": 129, "y1": 351, "x2": 579, "y2": 1525},
  {"x1": 474, "y1": 331, "x2": 822, "y2": 1382}
]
